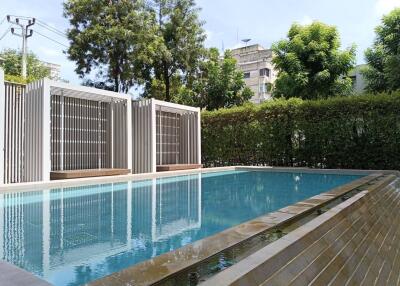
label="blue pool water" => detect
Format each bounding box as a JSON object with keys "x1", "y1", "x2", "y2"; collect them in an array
[{"x1": 0, "y1": 170, "x2": 361, "y2": 285}]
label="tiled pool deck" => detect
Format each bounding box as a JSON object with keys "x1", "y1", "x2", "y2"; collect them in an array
[{"x1": 0, "y1": 167, "x2": 398, "y2": 286}]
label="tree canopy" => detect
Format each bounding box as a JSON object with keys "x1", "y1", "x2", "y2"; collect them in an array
[
  {"x1": 0, "y1": 48, "x2": 50, "y2": 83},
  {"x1": 64, "y1": 0, "x2": 162, "y2": 93},
  {"x1": 143, "y1": 0, "x2": 206, "y2": 101},
  {"x1": 63, "y1": 0, "x2": 251, "y2": 109},
  {"x1": 272, "y1": 21, "x2": 356, "y2": 100},
  {"x1": 176, "y1": 48, "x2": 253, "y2": 110},
  {"x1": 362, "y1": 8, "x2": 400, "y2": 93},
  {"x1": 64, "y1": 0, "x2": 205, "y2": 97}
]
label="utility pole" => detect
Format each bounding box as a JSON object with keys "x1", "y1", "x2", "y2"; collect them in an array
[{"x1": 7, "y1": 16, "x2": 35, "y2": 78}]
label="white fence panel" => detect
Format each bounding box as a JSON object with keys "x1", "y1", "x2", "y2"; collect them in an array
[
  {"x1": 132, "y1": 99, "x2": 153, "y2": 173},
  {"x1": 0, "y1": 70, "x2": 4, "y2": 184},
  {"x1": 1, "y1": 81, "x2": 26, "y2": 184},
  {"x1": 24, "y1": 80, "x2": 45, "y2": 182}
]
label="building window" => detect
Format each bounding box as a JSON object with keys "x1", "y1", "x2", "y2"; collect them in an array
[
  {"x1": 244, "y1": 72, "x2": 250, "y2": 79},
  {"x1": 350, "y1": 75, "x2": 356, "y2": 88},
  {"x1": 265, "y1": 83, "x2": 272, "y2": 93},
  {"x1": 259, "y1": 83, "x2": 273, "y2": 93},
  {"x1": 259, "y1": 68, "x2": 270, "y2": 77}
]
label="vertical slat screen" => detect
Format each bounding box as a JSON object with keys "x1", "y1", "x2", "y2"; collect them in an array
[
  {"x1": 50, "y1": 94, "x2": 112, "y2": 171},
  {"x1": 180, "y1": 112, "x2": 199, "y2": 164},
  {"x1": 132, "y1": 99, "x2": 153, "y2": 174},
  {"x1": 112, "y1": 101, "x2": 128, "y2": 169},
  {"x1": 24, "y1": 80, "x2": 45, "y2": 182},
  {"x1": 156, "y1": 110, "x2": 181, "y2": 165},
  {"x1": 3, "y1": 82, "x2": 25, "y2": 184}
]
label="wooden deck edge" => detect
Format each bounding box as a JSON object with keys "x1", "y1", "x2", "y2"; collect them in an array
[
  {"x1": 50, "y1": 169, "x2": 131, "y2": 180},
  {"x1": 156, "y1": 164, "x2": 202, "y2": 172}
]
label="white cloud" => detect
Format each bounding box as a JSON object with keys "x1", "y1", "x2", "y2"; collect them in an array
[
  {"x1": 375, "y1": 0, "x2": 400, "y2": 15},
  {"x1": 299, "y1": 15, "x2": 313, "y2": 25}
]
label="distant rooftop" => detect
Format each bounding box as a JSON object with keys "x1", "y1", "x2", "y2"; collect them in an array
[{"x1": 231, "y1": 44, "x2": 269, "y2": 54}]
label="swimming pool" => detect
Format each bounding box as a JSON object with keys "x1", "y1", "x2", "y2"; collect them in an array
[{"x1": 0, "y1": 170, "x2": 361, "y2": 285}]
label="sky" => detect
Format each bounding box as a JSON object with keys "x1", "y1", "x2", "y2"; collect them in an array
[{"x1": 0, "y1": 0, "x2": 399, "y2": 84}]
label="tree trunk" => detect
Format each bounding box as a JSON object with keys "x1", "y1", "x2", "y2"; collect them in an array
[
  {"x1": 163, "y1": 63, "x2": 171, "y2": 101},
  {"x1": 165, "y1": 76, "x2": 170, "y2": 101},
  {"x1": 114, "y1": 76, "x2": 119, "y2": 93},
  {"x1": 113, "y1": 60, "x2": 119, "y2": 92}
]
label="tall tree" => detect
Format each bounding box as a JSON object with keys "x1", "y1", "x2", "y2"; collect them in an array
[
  {"x1": 0, "y1": 48, "x2": 50, "y2": 83},
  {"x1": 144, "y1": 0, "x2": 206, "y2": 101},
  {"x1": 174, "y1": 48, "x2": 253, "y2": 110},
  {"x1": 64, "y1": 0, "x2": 161, "y2": 93},
  {"x1": 272, "y1": 21, "x2": 356, "y2": 100},
  {"x1": 363, "y1": 8, "x2": 400, "y2": 93}
]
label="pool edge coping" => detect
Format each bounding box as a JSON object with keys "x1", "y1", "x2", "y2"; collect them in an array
[
  {"x1": 0, "y1": 167, "x2": 236, "y2": 192},
  {"x1": 0, "y1": 166, "x2": 392, "y2": 193}
]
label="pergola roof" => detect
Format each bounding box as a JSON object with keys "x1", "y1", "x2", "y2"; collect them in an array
[
  {"x1": 48, "y1": 80, "x2": 129, "y2": 103},
  {"x1": 153, "y1": 99, "x2": 200, "y2": 114}
]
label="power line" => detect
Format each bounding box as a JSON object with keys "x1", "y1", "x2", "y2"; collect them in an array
[
  {"x1": 36, "y1": 19, "x2": 66, "y2": 36},
  {"x1": 8, "y1": 16, "x2": 35, "y2": 77},
  {"x1": 36, "y1": 21, "x2": 67, "y2": 38},
  {"x1": 6, "y1": 15, "x2": 32, "y2": 20},
  {"x1": 3, "y1": 15, "x2": 68, "y2": 39},
  {"x1": 33, "y1": 29, "x2": 69, "y2": 48},
  {"x1": 0, "y1": 25, "x2": 11, "y2": 41},
  {"x1": 0, "y1": 16, "x2": 6, "y2": 26}
]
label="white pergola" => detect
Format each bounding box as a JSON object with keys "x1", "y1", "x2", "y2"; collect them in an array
[
  {"x1": 0, "y1": 72, "x2": 201, "y2": 183},
  {"x1": 132, "y1": 99, "x2": 201, "y2": 174},
  {"x1": 24, "y1": 79, "x2": 132, "y2": 182}
]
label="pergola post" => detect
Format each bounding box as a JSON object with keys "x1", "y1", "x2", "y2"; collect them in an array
[
  {"x1": 151, "y1": 99, "x2": 157, "y2": 173},
  {"x1": 98, "y1": 102, "x2": 101, "y2": 169},
  {"x1": 159, "y1": 106, "x2": 162, "y2": 165},
  {"x1": 110, "y1": 101, "x2": 114, "y2": 169},
  {"x1": 127, "y1": 98, "x2": 132, "y2": 172},
  {"x1": 42, "y1": 79, "x2": 51, "y2": 181},
  {"x1": 0, "y1": 69, "x2": 5, "y2": 184},
  {"x1": 60, "y1": 92, "x2": 64, "y2": 171},
  {"x1": 197, "y1": 110, "x2": 201, "y2": 165},
  {"x1": 187, "y1": 113, "x2": 190, "y2": 163}
]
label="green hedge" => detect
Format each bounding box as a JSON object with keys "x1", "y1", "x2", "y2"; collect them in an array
[{"x1": 201, "y1": 94, "x2": 400, "y2": 170}]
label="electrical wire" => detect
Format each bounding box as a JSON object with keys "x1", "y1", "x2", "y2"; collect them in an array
[
  {"x1": 32, "y1": 29, "x2": 69, "y2": 48},
  {"x1": 2, "y1": 16, "x2": 68, "y2": 38},
  {"x1": 6, "y1": 15, "x2": 32, "y2": 20},
  {"x1": 0, "y1": 25, "x2": 11, "y2": 41},
  {"x1": 36, "y1": 20, "x2": 67, "y2": 38},
  {"x1": 0, "y1": 16, "x2": 6, "y2": 26},
  {"x1": 4, "y1": 15, "x2": 69, "y2": 48}
]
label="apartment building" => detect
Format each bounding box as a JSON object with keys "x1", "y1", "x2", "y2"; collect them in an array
[
  {"x1": 232, "y1": 44, "x2": 276, "y2": 104},
  {"x1": 349, "y1": 64, "x2": 367, "y2": 94},
  {"x1": 41, "y1": 61, "x2": 61, "y2": 80}
]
